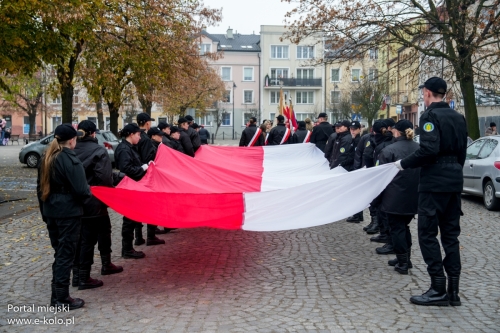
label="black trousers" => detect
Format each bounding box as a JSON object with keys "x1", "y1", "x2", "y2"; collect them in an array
[
  {"x1": 133, "y1": 223, "x2": 156, "y2": 240},
  {"x1": 123, "y1": 217, "x2": 141, "y2": 250},
  {"x1": 387, "y1": 214, "x2": 413, "y2": 254},
  {"x1": 378, "y1": 211, "x2": 392, "y2": 244},
  {"x1": 418, "y1": 192, "x2": 462, "y2": 277},
  {"x1": 368, "y1": 204, "x2": 377, "y2": 217},
  {"x1": 46, "y1": 217, "x2": 81, "y2": 286},
  {"x1": 74, "y1": 215, "x2": 113, "y2": 269}
]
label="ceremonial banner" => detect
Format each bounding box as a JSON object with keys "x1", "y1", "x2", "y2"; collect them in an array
[{"x1": 92, "y1": 144, "x2": 399, "y2": 231}]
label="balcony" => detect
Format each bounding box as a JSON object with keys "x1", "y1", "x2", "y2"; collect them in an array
[{"x1": 265, "y1": 77, "x2": 322, "y2": 88}]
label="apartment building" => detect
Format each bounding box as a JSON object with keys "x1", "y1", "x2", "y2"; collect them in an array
[{"x1": 260, "y1": 25, "x2": 325, "y2": 123}]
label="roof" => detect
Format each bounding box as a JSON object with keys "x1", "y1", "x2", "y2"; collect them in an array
[{"x1": 202, "y1": 30, "x2": 260, "y2": 52}]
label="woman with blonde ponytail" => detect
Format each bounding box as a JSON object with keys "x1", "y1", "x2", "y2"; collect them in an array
[
  {"x1": 377, "y1": 120, "x2": 420, "y2": 275},
  {"x1": 37, "y1": 124, "x2": 90, "y2": 310}
]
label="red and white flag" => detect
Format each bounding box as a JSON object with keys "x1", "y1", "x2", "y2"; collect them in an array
[{"x1": 92, "y1": 144, "x2": 398, "y2": 231}]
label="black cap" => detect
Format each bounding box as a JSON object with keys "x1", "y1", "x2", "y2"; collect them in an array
[
  {"x1": 339, "y1": 120, "x2": 351, "y2": 128},
  {"x1": 334, "y1": 122, "x2": 341, "y2": 127},
  {"x1": 350, "y1": 121, "x2": 361, "y2": 129},
  {"x1": 490, "y1": 122, "x2": 496, "y2": 127},
  {"x1": 394, "y1": 119, "x2": 413, "y2": 132},
  {"x1": 55, "y1": 123, "x2": 82, "y2": 141},
  {"x1": 276, "y1": 115, "x2": 285, "y2": 122},
  {"x1": 120, "y1": 123, "x2": 141, "y2": 137},
  {"x1": 384, "y1": 118, "x2": 396, "y2": 128},
  {"x1": 318, "y1": 112, "x2": 328, "y2": 118},
  {"x1": 147, "y1": 127, "x2": 162, "y2": 137},
  {"x1": 185, "y1": 115, "x2": 194, "y2": 122},
  {"x1": 419, "y1": 77, "x2": 447, "y2": 95},
  {"x1": 191, "y1": 123, "x2": 199, "y2": 129},
  {"x1": 137, "y1": 113, "x2": 155, "y2": 124},
  {"x1": 297, "y1": 121, "x2": 306, "y2": 129},
  {"x1": 178, "y1": 117, "x2": 188, "y2": 124},
  {"x1": 77, "y1": 120, "x2": 97, "y2": 134},
  {"x1": 372, "y1": 120, "x2": 387, "y2": 134},
  {"x1": 158, "y1": 122, "x2": 170, "y2": 130},
  {"x1": 170, "y1": 126, "x2": 180, "y2": 134}
]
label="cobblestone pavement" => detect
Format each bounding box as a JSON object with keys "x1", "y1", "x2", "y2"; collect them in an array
[{"x1": 0, "y1": 194, "x2": 499, "y2": 333}]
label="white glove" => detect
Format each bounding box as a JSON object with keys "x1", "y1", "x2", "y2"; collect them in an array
[
  {"x1": 394, "y1": 160, "x2": 404, "y2": 171},
  {"x1": 148, "y1": 160, "x2": 155, "y2": 166},
  {"x1": 141, "y1": 164, "x2": 149, "y2": 171}
]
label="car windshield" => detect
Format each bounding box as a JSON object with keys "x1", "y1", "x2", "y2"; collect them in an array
[{"x1": 101, "y1": 131, "x2": 119, "y2": 142}]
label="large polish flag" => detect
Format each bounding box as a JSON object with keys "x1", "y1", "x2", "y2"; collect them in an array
[{"x1": 92, "y1": 144, "x2": 398, "y2": 231}]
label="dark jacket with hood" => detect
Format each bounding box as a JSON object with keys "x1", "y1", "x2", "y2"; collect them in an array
[{"x1": 180, "y1": 128, "x2": 195, "y2": 157}]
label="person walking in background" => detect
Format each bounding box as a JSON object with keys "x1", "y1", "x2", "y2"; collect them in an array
[
  {"x1": 199, "y1": 125, "x2": 210, "y2": 145},
  {"x1": 3, "y1": 128, "x2": 10, "y2": 145},
  {"x1": 485, "y1": 122, "x2": 497, "y2": 136}
]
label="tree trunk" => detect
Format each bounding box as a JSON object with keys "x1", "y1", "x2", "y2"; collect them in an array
[
  {"x1": 107, "y1": 101, "x2": 121, "y2": 136},
  {"x1": 61, "y1": 83, "x2": 73, "y2": 124},
  {"x1": 138, "y1": 95, "x2": 153, "y2": 115},
  {"x1": 28, "y1": 109, "x2": 37, "y2": 135},
  {"x1": 96, "y1": 96, "x2": 104, "y2": 130},
  {"x1": 455, "y1": 54, "x2": 480, "y2": 139},
  {"x1": 58, "y1": 40, "x2": 83, "y2": 125}
]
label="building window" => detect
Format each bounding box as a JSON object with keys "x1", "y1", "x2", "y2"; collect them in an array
[
  {"x1": 23, "y1": 116, "x2": 31, "y2": 134},
  {"x1": 200, "y1": 43, "x2": 211, "y2": 55},
  {"x1": 243, "y1": 90, "x2": 254, "y2": 104},
  {"x1": 243, "y1": 67, "x2": 254, "y2": 81},
  {"x1": 197, "y1": 112, "x2": 214, "y2": 126},
  {"x1": 296, "y1": 91, "x2": 314, "y2": 104},
  {"x1": 270, "y1": 113, "x2": 275, "y2": 121},
  {"x1": 295, "y1": 113, "x2": 314, "y2": 121},
  {"x1": 352, "y1": 91, "x2": 361, "y2": 104},
  {"x1": 52, "y1": 116, "x2": 62, "y2": 131},
  {"x1": 222, "y1": 90, "x2": 231, "y2": 103},
  {"x1": 158, "y1": 117, "x2": 167, "y2": 124},
  {"x1": 297, "y1": 69, "x2": 314, "y2": 79},
  {"x1": 221, "y1": 112, "x2": 231, "y2": 126},
  {"x1": 331, "y1": 68, "x2": 340, "y2": 82},
  {"x1": 270, "y1": 90, "x2": 289, "y2": 104},
  {"x1": 369, "y1": 69, "x2": 378, "y2": 81},
  {"x1": 271, "y1": 45, "x2": 289, "y2": 59},
  {"x1": 52, "y1": 96, "x2": 61, "y2": 104},
  {"x1": 221, "y1": 67, "x2": 231, "y2": 81},
  {"x1": 331, "y1": 91, "x2": 341, "y2": 104},
  {"x1": 105, "y1": 117, "x2": 111, "y2": 131},
  {"x1": 243, "y1": 112, "x2": 256, "y2": 126},
  {"x1": 270, "y1": 68, "x2": 289, "y2": 85},
  {"x1": 297, "y1": 46, "x2": 314, "y2": 59},
  {"x1": 87, "y1": 117, "x2": 97, "y2": 128},
  {"x1": 73, "y1": 90, "x2": 79, "y2": 104},
  {"x1": 369, "y1": 48, "x2": 378, "y2": 60},
  {"x1": 351, "y1": 69, "x2": 361, "y2": 82}
]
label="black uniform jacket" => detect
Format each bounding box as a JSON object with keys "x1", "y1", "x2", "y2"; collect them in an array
[
  {"x1": 292, "y1": 129, "x2": 309, "y2": 144},
  {"x1": 138, "y1": 130, "x2": 157, "y2": 164},
  {"x1": 74, "y1": 137, "x2": 113, "y2": 218},
  {"x1": 311, "y1": 122, "x2": 334, "y2": 152},
  {"x1": 267, "y1": 123, "x2": 290, "y2": 145},
  {"x1": 187, "y1": 126, "x2": 201, "y2": 152},
  {"x1": 198, "y1": 128, "x2": 210, "y2": 141},
  {"x1": 180, "y1": 129, "x2": 195, "y2": 157},
  {"x1": 353, "y1": 133, "x2": 371, "y2": 170},
  {"x1": 37, "y1": 148, "x2": 91, "y2": 219},
  {"x1": 379, "y1": 137, "x2": 421, "y2": 215},
  {"x1": 115, "y1": 139, "x2": 146, "y2": 181},
  {"x1": 344, "y1": 133, "x2": 361, "y2": 172},
  {"x1": 239, "y1": 124, "x2": 265, "y2": 146},
  {"x1": 324, "y1": 132, "x2": 338, "y2": 162},
  {"x1": 161, "y1": 134, "x2": 173, "y2": 148},
  {"x1": 363, "y1": 133, "x2": 393, "y2": 168},
  {"x1": 401, "y1": 102, "x2": 467, "y2": 193},
  {"x1": 170, "y1": 138, "x2": 185, "y2": 154},
  {"x1": 329, "y1": 130, "x2": 353, "y2": 170}
]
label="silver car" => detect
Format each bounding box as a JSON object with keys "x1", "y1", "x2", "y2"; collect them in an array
[
  {"x1": 463, "y1": 136, "x2": 500, "y2": 210},
  {"x1": 19, "y1": 131, "x2": 120, "y2": 168}
]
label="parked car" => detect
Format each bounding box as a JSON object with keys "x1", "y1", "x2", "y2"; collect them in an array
[
  {"x1": 19, "y1": 131, "x2": 120, "y2": 168},
  {"x1": 462, "y1": 136, "x2": 500, "y2": 210}
]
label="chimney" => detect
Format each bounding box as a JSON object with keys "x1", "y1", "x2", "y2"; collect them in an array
[{"x1": 226, "y1": 27, "x2": 234, "y2": 39}]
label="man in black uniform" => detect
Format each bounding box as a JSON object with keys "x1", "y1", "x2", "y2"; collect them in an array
[
  {"x1": 158, "y1": 122, "x2": 173, "y2": 148},
  {"x1": 136, "y1": 113, "x2": 165, "y2": 245},
  {"x1": 346, "y1": 121, "x2": 364, "y2": 223},
  {"x1": 267, "y1": 115, "x2": 291, "y2": 145},
  {"x1": 240, "y1": 117, "x2": 265, "y2": 146},
  {"x1": 169, "y1": 126, "x2": 186, "y2": 154},
  {"x1": 396, "y1": 77, "x2": 467, "y2": 306},
  {"x1": 292, "y1": 121, "x2": 309, "y2": 143},
  {"x1": 185, "y1": 115, "x2": 201, "y2": 152},
  {"x1": 178, "y1": 117, "x2": 195, "y2": 157},
  {"x1": 311, "y1": 113, "x2": 334, "y2": 152},
  {"x1": 199, "y1": 125, "x2": 210, "y2": 145},
  {"x1": 327, "y1": 120, "x2": 353, "y2": 170}
]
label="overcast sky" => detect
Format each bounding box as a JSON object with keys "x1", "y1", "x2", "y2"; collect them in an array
[{"x1": 203, "y1": 0, "x2": 295, "y2": 35}]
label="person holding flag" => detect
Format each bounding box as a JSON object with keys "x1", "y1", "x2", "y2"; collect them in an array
[{"x1": 239, "y1": 117, "x2": 265, "y2": 147}]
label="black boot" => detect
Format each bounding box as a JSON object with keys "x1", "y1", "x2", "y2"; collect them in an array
[
  {"x1": 71, "y1": 266, "x2": 79, "y2": 287},
  {"x1": 346, "y1": 212, "x2": 363, "y2": 223},
  {"x1": 447, "y1": 276, "x2": 461, "y2": 306},
  {"x1": 134, "y1": 238, "x2": 146, "y2": 246},
  {"x1": 134, "y1": 225, "x2": 145, "y2": 245},
  {"x1": 363, "y1": 216, "x2": 377, "y2": 231},
  {"x1": 376, "y1": 243, "x2": 395, "y2": 255},
  {"x1": 410, "y1": 276, "x2": 449, "y2": 306},
  {"x1": 154, "y1": 226, "x2": 169, "y2": 234},
  {"x1": 78, "y1": 268, "x2": 104, "y2": 290},
  {"x1": 100, "y1": 254, "x2": 123, "y2": 275},
  {"x1": 366, "y1": 218, "x2": 380, "y2": 234},
  {"x1": 50, "y1": 283, "x2": 56, "y2": 306},
  {"x1": 370, "y1": 234, "x2": 389, "y2": 243},
  {"x1": 388, "y1": 256, "x2": 413, "y2": 268},
  {"x1": 122, "y1": 248, "x2": 146, "y2": 259},
  {"x1": 55, "y1": 285, "x2": 85, "y2": 310},
  {"x1": 146, "y1": 236, "x2": 165, "y2": 246},
  {"x1": 394, "y1": 253, "x2": 409, "y2": 274}
]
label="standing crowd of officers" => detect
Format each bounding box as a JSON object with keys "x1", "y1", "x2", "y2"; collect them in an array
[{"x1": 36, "y1": 76, "x2": 467, "y2": 310}]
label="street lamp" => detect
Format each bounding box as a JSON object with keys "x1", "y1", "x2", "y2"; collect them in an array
[
  {"x1": 333, "y1": 84, "x2": 338, "y2": 122},
  {"x1": 232, "y1": 82, "x2": 236, "y2": 139}
]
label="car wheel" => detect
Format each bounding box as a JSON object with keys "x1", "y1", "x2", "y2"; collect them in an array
[
  {"x1": 25, "y1": 153, "x2": 40, "y2": 168},
  {"x1": 483, "y1": 180, "x2": 500, "y2": 211}
]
